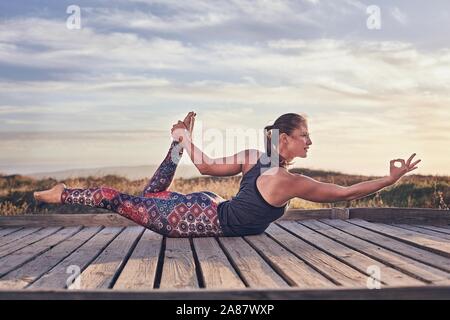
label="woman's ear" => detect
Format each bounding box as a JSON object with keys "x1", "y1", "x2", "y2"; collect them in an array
[{"x1": 279, "y1": 132, "x2": 289, "y2": 144}]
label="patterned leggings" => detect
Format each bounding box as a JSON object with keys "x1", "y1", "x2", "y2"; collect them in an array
[{"x1": 61, "y1": 141, "x2": 226, "y2": 237}]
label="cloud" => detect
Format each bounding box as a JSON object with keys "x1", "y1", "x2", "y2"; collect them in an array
[
  {"x1": 1, "y1": 22, "x2": 450, "y2": 137},
  {"x1": 390, "y1": 6, "x2": 408, "y2": 25}
]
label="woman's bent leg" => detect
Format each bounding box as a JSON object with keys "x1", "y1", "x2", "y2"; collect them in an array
[
  {"x1": 142, "y1": 140, "x2": 183, "y2": 196},
  {"x1": 61, "y1": 187, "x2": 223, "y2": 237}
]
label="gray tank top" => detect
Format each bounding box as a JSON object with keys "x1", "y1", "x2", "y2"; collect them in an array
[{"x1": 217, "y1": 152, "x2": 288, "y2": 236}]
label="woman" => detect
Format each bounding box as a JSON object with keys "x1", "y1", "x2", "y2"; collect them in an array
[{"x1": 34, "y1": 112, "x2": 421, "y2": 237}]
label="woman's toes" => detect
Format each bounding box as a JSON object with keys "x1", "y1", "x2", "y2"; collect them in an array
[{"x1": 33, "y1": 191, "x2": 41, "y2": 201}]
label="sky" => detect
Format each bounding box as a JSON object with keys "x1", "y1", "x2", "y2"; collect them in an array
[{"x1": 0, "y1": 0, "x2": 449, "y2": 176}]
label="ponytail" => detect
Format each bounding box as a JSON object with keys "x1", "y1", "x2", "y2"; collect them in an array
[{"x1": 264, "y1": 125, "x2": 274, "y2": 157}]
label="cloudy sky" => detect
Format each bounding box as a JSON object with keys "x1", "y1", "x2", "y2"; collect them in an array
[{"x1": 0, "y1": 0, "x2": 449, "y2": 176}]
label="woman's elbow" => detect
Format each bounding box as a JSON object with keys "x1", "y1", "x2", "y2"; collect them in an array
[
  {"x1": 339, "y1": 187, "x2": 356, "y2": 202},
  {"x1": 197, "y1": 164, "x2": 211, "y2": 176}
]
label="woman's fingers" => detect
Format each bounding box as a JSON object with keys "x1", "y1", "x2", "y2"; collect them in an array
[
  {"x1": 391, "y1": 159, "x2": 406, "y2": 168},
  {"x1": 410, "y1": 159, "x2": 421, "y2": 168},
  {"x1": 183, "y1": 112, "x2": 193, "y2": 122},
  {"x1": 406, "y1": 153, "x2": 416, "y2": 166},
  {"x1": 390, "y1": 159, "x2": 398, "y2": 166}
]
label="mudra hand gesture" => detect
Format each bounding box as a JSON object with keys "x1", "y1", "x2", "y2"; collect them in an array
[
  {"x1": 171, "y1": 111, "x2": 196, "y2": 143},
  {"x1": 389, "y1": 153, "x2": 421, "y2": 184}
]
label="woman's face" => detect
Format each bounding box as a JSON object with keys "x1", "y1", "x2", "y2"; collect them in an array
[{"x1": 284, "y1": 124, "x2": 312, "y2": 159}]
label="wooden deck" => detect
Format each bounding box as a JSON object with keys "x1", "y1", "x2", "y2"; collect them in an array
[{"x1": 1, "y1": 208, "x2": 450, "y2": 299}]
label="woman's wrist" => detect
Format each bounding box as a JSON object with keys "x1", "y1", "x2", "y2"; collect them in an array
[{"x1": 384, "y1": 176, "x2": 397, "y2": 186}]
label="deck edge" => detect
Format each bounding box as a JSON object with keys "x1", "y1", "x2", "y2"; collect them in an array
[
  {"x1": 1, "y1": 286, "x2": 450, "y2": 300},
  {"x1": 1, "y1": 208, "x2": 449, "y2": 227}
]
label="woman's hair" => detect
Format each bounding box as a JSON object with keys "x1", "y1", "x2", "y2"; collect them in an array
[{"x1": 264, "y1": 113, "x2": 308, "y2": 167}]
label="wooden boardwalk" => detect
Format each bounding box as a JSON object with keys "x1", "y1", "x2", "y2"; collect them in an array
[{"x1": 1, "y1": 208, "x2": 450, "y2": 299}]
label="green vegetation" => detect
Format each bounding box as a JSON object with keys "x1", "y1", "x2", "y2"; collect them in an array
[{"x1": 0, "y1": 169, "x2": 448, "y2": 216}]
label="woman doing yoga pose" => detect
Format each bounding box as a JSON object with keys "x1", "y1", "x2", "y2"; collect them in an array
[{"x1": 34, "y1": 112, "x2": 421, "y2": 237}]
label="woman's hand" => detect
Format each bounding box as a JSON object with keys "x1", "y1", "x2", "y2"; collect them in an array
[
  {"x1": 171, "y1": 111, "x2": 196, "y2": 143},
  {"x1": 171, "y1": 120, "x2": 190, "y2": 143},
  {"x1": 388, "y1": 153, "x2": 421, "y2": 184}
]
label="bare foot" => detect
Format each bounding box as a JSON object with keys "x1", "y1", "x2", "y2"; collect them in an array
[{"x1": 34, "y1": 183, "x2": 67, "y2": 204}]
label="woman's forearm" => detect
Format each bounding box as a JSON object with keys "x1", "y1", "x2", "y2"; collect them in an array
[
  {"x1": 178, "y1": 135, "x2": 213, "y2": 174},
  {"x1": 344, "y1": 176, "x2": 393, "y2": 201}
]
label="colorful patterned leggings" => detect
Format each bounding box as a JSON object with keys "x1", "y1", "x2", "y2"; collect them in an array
[{"x1": 61, "y1": 141, "x2": 226, "y2": 237}]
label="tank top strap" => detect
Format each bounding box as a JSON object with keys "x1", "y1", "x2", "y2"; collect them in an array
[{"x1": 242, "y1": 152, "x2": 265, "y2": 179}]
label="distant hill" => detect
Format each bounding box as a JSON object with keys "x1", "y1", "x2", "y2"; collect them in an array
[{"x1": 26, "y1": 165, "x2": 202, "y2": 180}]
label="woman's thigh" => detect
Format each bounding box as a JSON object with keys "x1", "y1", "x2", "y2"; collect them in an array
[
  {"x1": 121, "y1": 190, "x2": 223, "y2": 237},
  {"x1": 170, "y1": 191, "x2": 223, "y2": 237}
]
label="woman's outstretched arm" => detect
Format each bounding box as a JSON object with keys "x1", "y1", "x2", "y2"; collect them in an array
[
  {"x1": 290, "y1": 153, "x2": 421, "y2": 203},
  {"x1": 344, "y1": 154, "x2": 421, "y2": 200}
]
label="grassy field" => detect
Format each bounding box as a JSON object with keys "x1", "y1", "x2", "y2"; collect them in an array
[{"x1": 0, "y1": 168, "x2": 448, "y2": 216}]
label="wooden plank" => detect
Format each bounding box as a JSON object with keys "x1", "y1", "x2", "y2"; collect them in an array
[
  {"x1": 113, "y1": 230, "x2": 162, "y2": 290},
  {"x1": 0, "y1": 214, "x2": 138, "y2": 227},
  {"x1": 0, "y1": 227, "x2": 102, "y2": 289},
  {"x1": 29, "y1": 227, "x2": 123, "y2": 289},
  {"x1": 0, "y1": 227, "x2": 23, "y2": 238},
  {"x1": 393, "y1": 224, "x2": 450, "y2": 240},
  {"x1": 0, "y1": 227, "x2": 42, "y2": 247},
  {"x1": 0, "y1": 227, "x2": 83, "y2": 278},
  {"x1": 2, "y1": 286, "x2": 450, "y2": 300},
  {"x1": 325, "y1": 219, "x2": 450, "y2": 273},
  {"x1": 0, "y1": 227, "x2": 61, "y2": 259},
  {"x1": 306, "y1": 220, "x2": 450, "y2": 285},
  {"x1": 267, "y1": 224, "x2": 380, "y2": 288},
  {"x1": 279, "y1": 221, "x2": 424, "y2": 287},
  {"x1": 160, "y1": 238, "x2": 198, "y2": 289},
  {"x1": 193, "y1": 237, "x2": 245, "y2": 289},
  {"x1": 245, "y1": 233, "x2": 335, "y2": 288},
  {"x1": 350, "y1": 219, "x2": 450, "y2": 258},
  {"x1": 279, "y1": 209, "x2": 332, "y2": 221},
  {"x1": 218, "y1": 237, "x2": 289, "y2": 288},
  {"x1": 349, "y1": 208, "x2": 450, "y2": 224},
  {"x1": 79, "y1": 226, "x2": 144, "y2": 289},
  {"x1": 416, "y1": 225, "x2": 450, "y2": 235}
]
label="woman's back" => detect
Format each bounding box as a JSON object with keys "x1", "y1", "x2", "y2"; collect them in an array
[
  {"x1": 242, "y1": 149, "x2": 292, "y2": 207},
  {"x1": 217, "y1": 151, "x2": 289, "y2": 236}
]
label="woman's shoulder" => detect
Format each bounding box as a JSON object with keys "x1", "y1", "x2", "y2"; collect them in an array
[{"x1": 260, "y1": 165, "x2": 292, "y2": 181}]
